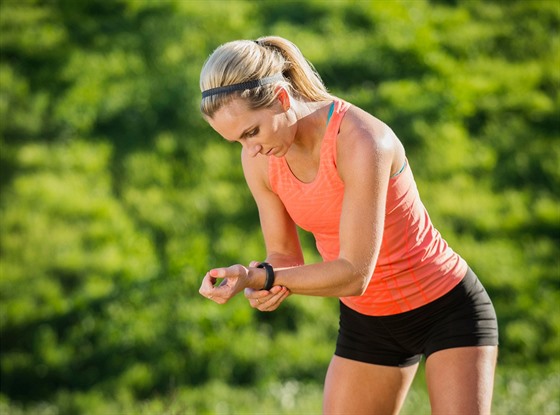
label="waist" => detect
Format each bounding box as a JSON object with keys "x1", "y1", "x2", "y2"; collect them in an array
[{"x1": 340, "y1": 254, "x2": 468, "y2": 316}]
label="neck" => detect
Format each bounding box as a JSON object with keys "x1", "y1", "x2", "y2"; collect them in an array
[{"x1": 291, "y1": 100, "x2": 332, "y2": 153}]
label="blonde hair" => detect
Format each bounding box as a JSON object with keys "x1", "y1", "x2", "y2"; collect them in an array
[{"x1": 200, "y1": 36, "x2": 332, "y2": 118}]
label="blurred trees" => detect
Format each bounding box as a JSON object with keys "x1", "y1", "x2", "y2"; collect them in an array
[{"x1": 0, "y1": 0, "x2": 558, "y2": 412}]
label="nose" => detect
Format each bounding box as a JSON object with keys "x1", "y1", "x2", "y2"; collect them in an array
[{"x1": 243, "y1": 141, "x2": 263, "y2": 157}]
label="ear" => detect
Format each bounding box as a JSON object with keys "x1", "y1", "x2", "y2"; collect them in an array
[{"x1": 276, "y1": 87, "x2": 291, "y2": 112}]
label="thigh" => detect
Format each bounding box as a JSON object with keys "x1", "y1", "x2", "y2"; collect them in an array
[
  {"x1": 426, "y1": 345, "x2": 498, "y2": 415},
  {"x1": 424, "y1": 268, "x2": 499, "y2": 358},
  {"x1": 336, "y1": 301, "x2": 423, "y2": 367},
  {"x1": 323, "y1": 355, "x2": 419, "y2": 415}
]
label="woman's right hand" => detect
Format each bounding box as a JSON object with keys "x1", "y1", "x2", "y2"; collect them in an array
[{"x1": 244, "y1": 285, "x2": 290, "y2": 312}]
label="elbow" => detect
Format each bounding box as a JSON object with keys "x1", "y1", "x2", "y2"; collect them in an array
[
  {"x1": 339, "y1": 259, "x2": 373, "y2": 296},
  {"x1": 344, "y1": 273, "x2": 371, "y2": 297},
  {"x1": 349, "y1": 266, "x2": 373, "y2": 297},
  {"x1": 340, "y1": 278, "x2": 368, "y2": 297},
  {"x1": 349, "y1": 275, "x2": 370, "y2": 296}
]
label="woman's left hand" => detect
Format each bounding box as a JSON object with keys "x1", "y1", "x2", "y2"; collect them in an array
[
  {"x1": 244, "y1": 285, "x2": 291, "y2": 312},
  {"x1": 199, "y1": 264, "x2": 249, "y2": 304}
]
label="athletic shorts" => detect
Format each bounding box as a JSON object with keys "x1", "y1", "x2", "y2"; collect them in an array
[{"x1": 335, "y1": 267, "x2": 499, "y2": 367}]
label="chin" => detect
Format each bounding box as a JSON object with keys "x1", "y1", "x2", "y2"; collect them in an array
[{"x1": 273, "y1": 147, "x2": 288, "y2": 158}]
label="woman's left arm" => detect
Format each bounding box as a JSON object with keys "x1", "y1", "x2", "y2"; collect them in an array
[
  {"x1": 200, "y1": 108, "x2": 399, "y2": 301},
  {"x1": 269, "y1": 108, "x2": 396, "y2": 296}
]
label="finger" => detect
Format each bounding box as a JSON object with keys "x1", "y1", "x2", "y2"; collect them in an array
[
  {"x1": 258, "y1": 285, "x2": 283, "y2": 302},
  {"x1": 244, "y1": 286, "x2": 275, "y2": 300},
  {"x1": 269, "y1": 285, "x2": 283, "y2": 295},
  {"x1": 245, "y1": 288, "x2": 265, "y2": 299},
  {"x1": 199, "y1": 273, "x2": 217, "y2": 298},
  {"x1": 246, "y1": 286, "x2": 285, "y2": 308},
  {"x1": 256, "y1": 287, "x2": 289, "y2": 311},
  {"x1": 249, "y1": 261, "x2": 260, "y2": 267},
  {"x1": 249, "y1": 289, "x2": 276, "y2": 308},
  {"x1": 209, "y1": 282, "x2": 240, "y2": 303},
  {"x1": 250, "y1": 293, "x2": 270, "y2": 308},
  {"x1": 209, "y1": 267, "x2": 227, "y2": 279},
  {"x1": 265, "y1": 287, "x2": 290, "y2": 310}
]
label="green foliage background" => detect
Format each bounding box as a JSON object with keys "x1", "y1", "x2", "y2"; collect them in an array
[{"x1": 0, "y1": 0, "x2": 558, "y2": 413}]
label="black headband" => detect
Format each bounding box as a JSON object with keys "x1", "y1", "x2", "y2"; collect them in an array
[{"x1": 201, "y1": 74, "x2": 284, "y2": 99}]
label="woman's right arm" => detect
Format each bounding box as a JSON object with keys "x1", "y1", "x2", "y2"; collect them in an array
[
  {"x1": 241, "y1": 148, "x2": 303, "y2": 310},
  {"x1": 241, "y1": 148, "x2": 304, "y2": 268}
]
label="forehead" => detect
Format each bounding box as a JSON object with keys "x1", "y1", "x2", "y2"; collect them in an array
[{"x1": 208, "y1": 98, "x2": 264, "y2": 141}]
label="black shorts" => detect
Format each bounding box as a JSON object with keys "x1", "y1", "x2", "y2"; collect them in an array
[{"x1": 335, "y1": 268, "x2": 499, "y2": 367}]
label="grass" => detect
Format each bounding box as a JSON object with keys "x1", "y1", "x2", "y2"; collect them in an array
[
  {"x1": 401, "y1": 360, "x2": 560, "y2": 415},
  {"x1": 1, "y1": 363, "x2": 558, "y2": 414}
]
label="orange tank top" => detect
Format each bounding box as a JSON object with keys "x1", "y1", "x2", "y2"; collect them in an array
[{"x1": 268, "y1": 99, "x2": 468, "y2": 316}]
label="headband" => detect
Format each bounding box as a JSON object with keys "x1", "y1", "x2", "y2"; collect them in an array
[{"x1": 201, "y1": 73, "x2": 284, "y2": 99}]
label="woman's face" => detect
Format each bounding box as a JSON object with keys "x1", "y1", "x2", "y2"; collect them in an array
[{"x1": 207, "y1": 93, "x2": 296, "y2": 158}]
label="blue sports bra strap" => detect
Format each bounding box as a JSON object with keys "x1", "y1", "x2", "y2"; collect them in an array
[{"x1": 326, "y1": 101, "x2": 335, "y2": 126}]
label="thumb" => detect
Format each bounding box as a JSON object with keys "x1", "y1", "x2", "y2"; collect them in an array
[
  {"x1": 209, "y1": 268, "x2": 225, "y2": 278},
  {"x1": 244, "y1": 287, "x2": 256, "y2": 298},
  {"x1": 210, "y1": 264, "x2": 247, "y2": 282}
]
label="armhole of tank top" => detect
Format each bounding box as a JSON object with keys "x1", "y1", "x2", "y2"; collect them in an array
[
  {"x1": 390, "y1": 159, "x2": 408, "y2": 179},
  {"x1": 329, "y1": 100, "x2": 345, "y2": 170}
]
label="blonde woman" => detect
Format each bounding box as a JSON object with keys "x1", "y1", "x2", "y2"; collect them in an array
[{"x1": 199, "y1": 36, "x2": 498, "y2": 414}]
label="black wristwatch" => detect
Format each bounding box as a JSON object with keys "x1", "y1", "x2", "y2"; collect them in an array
[{"x1": 257, "y1": 262, "x2": 275, "y2": 291}]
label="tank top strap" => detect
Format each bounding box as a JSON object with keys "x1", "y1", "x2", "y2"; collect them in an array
[
  {"x1": 322, "y1": 99, "x2": 351, "y2": 166},
  {"x1": 269, "y1": 98, "x2": 350, "y2": 193}
]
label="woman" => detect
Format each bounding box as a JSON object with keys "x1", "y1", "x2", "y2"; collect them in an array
[{"x1": 198, "y1": 36, "x2": 498, "y2": 414}]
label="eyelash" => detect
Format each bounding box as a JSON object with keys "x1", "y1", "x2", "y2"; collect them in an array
[{"x1": 246, "y1": 128, "x2": 259, "y2": 138}]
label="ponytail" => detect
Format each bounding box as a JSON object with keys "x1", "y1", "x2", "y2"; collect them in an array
[{"x1": 256, "y1": 36, "x2": 332, "y2": 102}]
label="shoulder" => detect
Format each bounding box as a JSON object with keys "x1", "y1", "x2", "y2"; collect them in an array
[
  {"x1": 336, "y1": 105, "x2": 397, "y2": 179},
  {"x1": 339, "y1": 105, "x2": 394, "y2": 148},
  {"x1": 241, "y1": 147, "x2": 272, "y2": 190}
]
